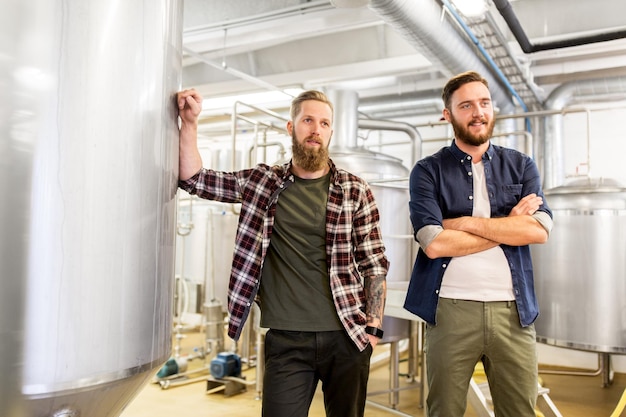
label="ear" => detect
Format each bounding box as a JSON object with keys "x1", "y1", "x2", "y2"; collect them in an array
[
  {"x1": 286, "y1": 120, "x2": 293, "y2": 136},
  {"x1": 442, "y1": 108, "x2": 452, "y2": 123}
]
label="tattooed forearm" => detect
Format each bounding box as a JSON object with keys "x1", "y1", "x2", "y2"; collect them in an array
[{"x1": 365, "y1": 275, "x2": 386, "y2": 327}]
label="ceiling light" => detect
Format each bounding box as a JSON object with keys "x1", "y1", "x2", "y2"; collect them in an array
[
  {"x1": 451, "y1": 0, "x2": 488, "y2": 17},
  {"x1": 201, "y1": 88, "x2": 303, "y2": 115}
]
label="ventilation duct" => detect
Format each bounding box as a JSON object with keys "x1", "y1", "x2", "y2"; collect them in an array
[{"x1": 367, "y1": 0, "x2": 516, "y2": 114}]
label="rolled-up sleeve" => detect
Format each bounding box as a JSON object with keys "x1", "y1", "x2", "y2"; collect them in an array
[{"x1": 533, "y1": 211, "x2": 553, "y2": 236}]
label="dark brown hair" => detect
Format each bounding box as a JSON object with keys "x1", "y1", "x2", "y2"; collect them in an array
[
  {"x1": 442, "y1": 71, "x2": 489, "y2": 109},
  {"x1": 290, "y1": 90, "x2": 334, "y2": 121}
]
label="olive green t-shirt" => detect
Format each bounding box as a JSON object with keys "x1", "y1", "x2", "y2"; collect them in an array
[{"x1": 258, "y1": 172, "x2": 343, "y2": 331}]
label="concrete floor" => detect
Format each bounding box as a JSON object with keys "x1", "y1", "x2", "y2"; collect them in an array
[{"x1": 120, "y1": 331, "x2": 626, "y2": 417}]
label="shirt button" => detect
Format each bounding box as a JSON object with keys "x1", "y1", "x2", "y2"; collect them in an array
[
  {"x1": 468, "y1": 171, "x2": 472, "y2": 176},
  {"x1": 442, "y1": 263, "x2": 447, "y2": 268},
  {"x1": 469, "y1": 196, "x2": 473, "y2": 200}
]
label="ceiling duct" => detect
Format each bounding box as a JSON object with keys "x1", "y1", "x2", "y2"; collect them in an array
[{"x1": 367, "y1": 0, "x2": 516, "y2": 114}]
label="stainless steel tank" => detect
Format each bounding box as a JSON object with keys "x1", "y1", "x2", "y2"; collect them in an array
[
  {"x1": 176, "y1": 198, "x2": 238, "y2": 313},
  {"x1": 2, "y1": 1, "x2": 56, "y2": 414},
  {"x1": 1, "y1": 1, "x2": 183, "y2": 416},
  {"x1": 327, "y1": 89, "x2": 413, "y2": 343},
  {"x1": 531, "y1": 177, "x2": 626, "y2": 353},
  {"x1": 330, "y1": 149, "x2": 412, "y2": 342}
]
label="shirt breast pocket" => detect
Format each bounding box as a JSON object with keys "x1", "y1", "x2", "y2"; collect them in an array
[{"x1": 502, "y1": 184, "x2": 523, "y2": 212}]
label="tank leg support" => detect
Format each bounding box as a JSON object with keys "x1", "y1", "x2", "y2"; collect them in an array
[{"x1": 600, "y1": 352, "x2": 614, "y2": 388}]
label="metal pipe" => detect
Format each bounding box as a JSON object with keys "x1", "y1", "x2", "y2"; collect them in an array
[
  {"x1": 359, "y1": 118, "x2": 423, "y2": 166},
  {"x1": 231, "y1": 100, "x2": 288, "y2": 170},
  {"x1": 543, "y1": 76, "x2": 626, "y2": 189},
  {"x1": 491, "y1": 130, "x2": 534, "y2": 157},
  {"x1": 492, "y1": 0, "x2": 626, "y2": 53},
  {"x1": 326, "y1": 89, "x2": 361, "y2": 150},
  {"x1": 249, "y1": 142, "x2": 287, "y2": 166}
]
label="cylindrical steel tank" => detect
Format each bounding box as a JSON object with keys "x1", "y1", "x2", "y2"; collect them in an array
[
  {"x1": 531, "y1": 177, "x2": 626, "y2": 353},
  {"x1": 176, "y1": 198, "x2": 238, "y2": 314},
  {"x1": 327, "y1": 89, "x2": 413, "y2": 343},
  {"x1": 2, "y1": 1, "x2": 56, "y2": 414},
  {"x1": 330, "y1": 149, "x2": 412, "y2": 342},
  {"x1": 1, "y1": 1, "x2": 183, "y2": 416}
]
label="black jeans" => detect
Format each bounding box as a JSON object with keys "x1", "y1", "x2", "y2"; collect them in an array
[{"x1": 262, "y1": 329, "x2": 373, "y2": 417}]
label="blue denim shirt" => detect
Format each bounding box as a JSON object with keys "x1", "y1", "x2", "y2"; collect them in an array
[{"x1": 405, "y1": 140, "x2": 552, "y2": 327}]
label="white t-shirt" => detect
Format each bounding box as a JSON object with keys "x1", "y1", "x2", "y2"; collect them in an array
[{"x1": 439, "y1": 160, "x2": 515, "y2": 301}]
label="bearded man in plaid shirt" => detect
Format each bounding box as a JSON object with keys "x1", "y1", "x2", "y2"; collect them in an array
[{"x1": 177, "y1": 88, "x2": 389, "y2": 417}]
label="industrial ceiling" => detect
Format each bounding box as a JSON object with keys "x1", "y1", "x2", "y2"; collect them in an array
[{"x1": 180, "y1": 0, "x2": 626, "y2": 121}]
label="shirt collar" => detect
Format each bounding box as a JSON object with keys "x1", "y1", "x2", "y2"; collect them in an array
[
  {"x1": 284, "y1": 158, "x2": 339, "y2": 183},
  {"x1": 450, "y1": 139, "x2": 494, "y2": 163}
]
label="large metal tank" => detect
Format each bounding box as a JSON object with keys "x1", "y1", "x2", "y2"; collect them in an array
[
  {"x1": 327, "y1": 89, "x2": 413, "y2": 343},
  {"x1": 531, "y1": 177, "x2": 626, "y2": 354},
  {"x1": 1, "y1": 1, "x2": 183, "y2": 416},
  {"x1": 330, "y1": 149, "x2": 412, "y2": 342}
]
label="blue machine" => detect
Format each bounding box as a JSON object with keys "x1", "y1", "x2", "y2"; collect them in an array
[{"x1": 209, "y1": 352, "x2": 242, "y2": 379}]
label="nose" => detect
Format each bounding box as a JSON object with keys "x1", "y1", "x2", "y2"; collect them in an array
[{"x1": 310, "y1": 122, "x2": 323, "y2": 135}]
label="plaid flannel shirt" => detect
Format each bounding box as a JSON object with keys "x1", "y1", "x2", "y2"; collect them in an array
[{"x1": 178, "y1": 159, "x2": 389, "y2": 351}]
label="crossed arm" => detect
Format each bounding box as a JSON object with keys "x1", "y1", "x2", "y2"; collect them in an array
[{"x1": 423, "y1": 193, "x2": 550, "y2": 259}]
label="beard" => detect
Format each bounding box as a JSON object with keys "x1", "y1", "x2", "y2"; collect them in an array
[
  {"x1": 291, "y1": 133, "x2": 329, "y2": 172},
  {"x1": 450, "y1": 113, "x2": 495, "y2": 147}
]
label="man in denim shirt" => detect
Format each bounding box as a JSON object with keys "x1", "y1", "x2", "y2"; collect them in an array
[{"x1": 406, "y1": 71, "x2": 553, "y2": 417}]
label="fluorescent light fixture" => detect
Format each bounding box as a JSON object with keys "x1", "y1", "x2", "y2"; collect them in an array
[
  {"x1": 451, "y1": 0, "x2": 488, "y2": 17},
  {"x1": 201, "y1": 88, "x2": 304, "y2": 114}
]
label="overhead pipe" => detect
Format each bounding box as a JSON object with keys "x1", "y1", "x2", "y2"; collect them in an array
[
  {"x1": 543, "y1": 76, "x2": 626, "y2": 189},
  {"x1": 367, "y1": 0, "x2": 517, "y2": 114},
  {"x1": 493, "y1": 0, "x2": 626, "y2": 53}
]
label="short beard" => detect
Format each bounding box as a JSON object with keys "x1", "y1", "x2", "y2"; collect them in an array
[
  {"x1": 450, "y1": 114, "x2": 495, "y2": 147},
  {"x1": 291, "y1": 134, "x2": 329, "y2": 172}
]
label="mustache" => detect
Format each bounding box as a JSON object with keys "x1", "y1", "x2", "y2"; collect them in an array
[{"x1": 304, "y1": 136, "x2": 322, "y2": 144}]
